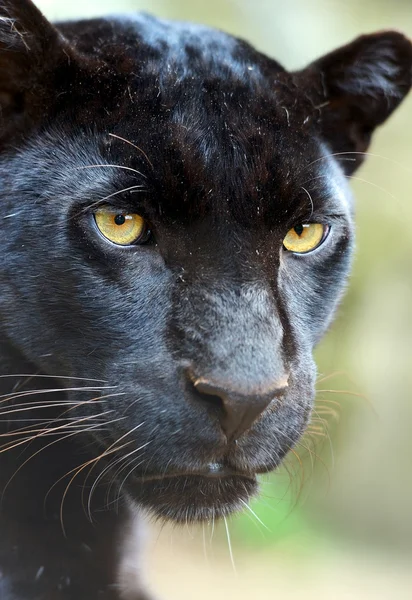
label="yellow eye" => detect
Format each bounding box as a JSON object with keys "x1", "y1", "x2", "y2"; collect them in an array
[
  {"x1": 283, "y1": 223, "x2": 327, "y2": 254},
  {"x1": 94, "y1": 207, "x2": 149, "y2": 246}
]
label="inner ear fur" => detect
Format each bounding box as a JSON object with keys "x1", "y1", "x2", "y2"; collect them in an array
[
  {"x1": 0, "y1": 0, "x2": 71, "y2": 147},
  {"x1": 296, "y1": 31, "x2": 412, "y2": 173}
]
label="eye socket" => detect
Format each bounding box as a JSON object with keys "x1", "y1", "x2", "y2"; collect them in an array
[
  {"x1": 94, "y1": 206, "x2": 151, "y2": 246},
  {"x1": 283, "y1": 223, "x2": 329, "y2": 254}
]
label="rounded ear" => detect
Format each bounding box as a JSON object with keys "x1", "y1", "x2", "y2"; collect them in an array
[
  {"x1": 296, "y1": 32, "x2": 412, "y2": 174},
  {"x1": 0, "y1": 0, "x2": 70, "y2": 148}
]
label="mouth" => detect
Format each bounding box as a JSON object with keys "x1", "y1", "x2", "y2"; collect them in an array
[
  {"x1": 132, "y1": 462, "x2": 251, "y2": 482},
  {"x1": 128, "y1": 463, "x2": 259, "y2": 523}
]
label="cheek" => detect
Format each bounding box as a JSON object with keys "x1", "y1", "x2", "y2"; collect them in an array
[
  {"x1": 72, "y1": 279, "x2": 172, "y2": 376},
  {"x1": 3, "y1": 249, "x2": 173, "y2": 376},
  {"x1": 280, "y1": 247, "x2": 353, "y2": 346}
]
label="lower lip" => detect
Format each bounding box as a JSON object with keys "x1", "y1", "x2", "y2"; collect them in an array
[{"x1": 128, "y1": 471, "x2": 258, "y2": 523}]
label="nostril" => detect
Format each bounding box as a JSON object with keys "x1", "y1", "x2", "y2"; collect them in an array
[
  {"x1": 192, "y1": 384, "x2": 226, "y2": 419},
  {"x1": 189, "y1": 375, "x2": 288, "y2": 442},
  {"x1": 192, "y1": 382, "x2": 224, "y2": 409}
]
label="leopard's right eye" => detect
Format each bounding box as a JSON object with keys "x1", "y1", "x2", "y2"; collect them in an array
[{"x1": 94, "y1": 206, "x2": 151, "y2": 246}]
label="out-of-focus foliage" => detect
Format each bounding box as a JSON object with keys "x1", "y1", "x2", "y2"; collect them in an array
[{"x1": 36, "y1": 1, "x2": 412, "y2": 597}]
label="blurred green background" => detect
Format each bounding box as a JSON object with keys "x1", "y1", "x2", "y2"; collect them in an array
[{"x1": 37, "y1": 0, "x2": 412, "y2": 598}]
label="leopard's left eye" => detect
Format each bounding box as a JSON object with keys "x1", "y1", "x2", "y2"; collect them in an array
[
  {"x1": 94, "y1": 206, "x2": 151, "y2": 246},
  {"x1": 283, "y1": 223, "x2": 329, "y2": 254}
]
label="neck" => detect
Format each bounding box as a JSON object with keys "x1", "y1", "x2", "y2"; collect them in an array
[{"x1": 0, "y1": 342, "x2": 147, "y2": 600}]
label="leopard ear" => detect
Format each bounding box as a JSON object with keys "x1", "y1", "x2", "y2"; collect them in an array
[
  {"x1": 0, "y1": 0, "x2": 70, "y2": 147},
  {"x1": 297, "y1": 32, "x2": 412, "y2": 174}
]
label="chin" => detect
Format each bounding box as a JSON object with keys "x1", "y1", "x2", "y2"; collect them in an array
[{"x1": 127, "y1": 468, "x2": 259, "y2": 523}]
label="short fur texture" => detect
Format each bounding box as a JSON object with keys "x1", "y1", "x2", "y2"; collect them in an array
[{"x1": 0, "y1": 1, "x2": 411, "y2": 598}]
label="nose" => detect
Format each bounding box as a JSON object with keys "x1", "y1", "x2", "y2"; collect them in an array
[{"x1": 192, "y1": 375, "x2": 289, "y2": 442}]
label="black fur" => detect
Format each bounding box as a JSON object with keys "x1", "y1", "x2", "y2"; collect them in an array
[{"x1": 0, "y1": 1, "x2": 411, "y2": 598}]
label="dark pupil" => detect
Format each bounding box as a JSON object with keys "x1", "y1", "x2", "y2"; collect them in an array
[
  {"x1": 294, "y1": 224, "x2": 304, "y2": 236},
  {"x1": 114, "y1": 214, "x2": 126, "y2": 226}
]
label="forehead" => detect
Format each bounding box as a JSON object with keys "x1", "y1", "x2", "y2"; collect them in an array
[
  {"x1": 8, "y1": 125, "x2": 350, "y2": 244},
  {"x1": 49, "y1": 16, "x2": 350, "y2": 224},
  {"x1": 59, "y1": 14, "x2": 282, "y2": 85},
  {"x1": 106, "y1": 107, "x2": 341, "y2": 228}
]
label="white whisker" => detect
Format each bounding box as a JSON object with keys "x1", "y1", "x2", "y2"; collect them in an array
[
  {"x1": 76, "y1": 164, "x2": 147, "y2": 179},
  {"x1": 223, "y1": 516, "x2": 236, "y2": 574},
  {"x1": 108, "y1": 133, "x2": 154, "y2": 170},
  {"x1": 300, "y1": 186, "x2": 314, "y2": 220},
  {"x1": 239, "y1": 499, "x2": 271, "y2": 532},
  {"x1": 0, "y1": 374, "x2": 108, "y2": 382}
]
